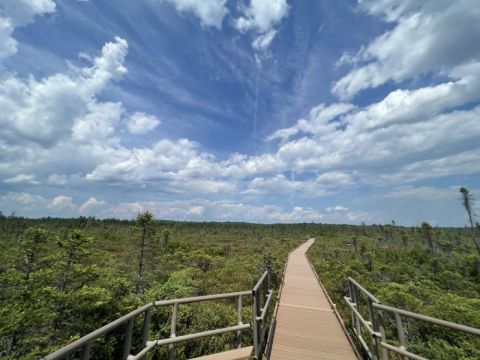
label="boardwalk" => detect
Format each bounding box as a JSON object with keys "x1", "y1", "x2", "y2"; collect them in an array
[{"x1": 270, "y1": 238, "x2": 358, "y2": 360}]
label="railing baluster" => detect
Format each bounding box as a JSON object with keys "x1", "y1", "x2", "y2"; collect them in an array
[
  {"x1": 237, "y1": 295, "x2": 243, "y2": 348},
  {"x1": 252, "y1": 288, "x2": 261, "y2": 359},
  {"x1": 81, "y1": 342, "x2": 91, "y2": 360},
  {"x1": 394, "y1": 311, "x2": 408, "y2": 360},
  {"x1": 263, "y1": 273, "x2": 269, "y2": 304},
  {"x1": 122, "y1": 318, "x2": 134, "y2": 360},
  {"x1": 349, "y1": 280, "x2": 356, "y2": 330},
  {"x1": 367, "y1": 298, "x2": 379, "y2": 360},
  {"x1": 169, "y1": 303, "x2": 178, "y2": 360},
  {"x1": 142, "y1": 307, "x2": 152, "y2": 349},
  {"x1": 353, "y1": 285, "x2": 362, "y2": 339},
  {"x1": 375, "y1": 308, "x2": 389, "y2": 360}
]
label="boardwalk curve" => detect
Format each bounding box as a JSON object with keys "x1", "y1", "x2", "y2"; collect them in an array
[{"x1": 270, "y1": 238, "x2": 358, "y2": 360}]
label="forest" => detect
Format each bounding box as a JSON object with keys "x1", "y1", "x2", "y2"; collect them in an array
[
  {"x1": 1, "y1": 210, "x2": 480, "y2": 359},
  {"x1": 0, "y1": 214, "x2": 307, "y2": 359},
  {"x1": 308, "y1": 222, "x2": 480, "y2": 359}
]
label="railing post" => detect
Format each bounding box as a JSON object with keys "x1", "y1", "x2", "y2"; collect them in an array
[
  {"x1": 122, "y1": 318, "x2": 134, "y2": 360},
  {"x1": 376, "y1": 308, "x2": 389, "y2": 360},
  {"x1": 353, "y1": 285, "x2": 362, "y2": 338},
  {"x1": 81, "y1": 342, "x2": 91, "y2": 360},
  {"x1": 252, "y1": 288, "x2": 261, "y2": 359},
  {"x1": 394, "y1": 311, "x2": 408, "y2": 360},
  {"x1": 367, "y1": 298, "x2": 379, "y2": 360},
  {"x1": 349, "y1": 281, "x2": 356, "y2": 327},
  {"x1": 263, "y1": 273, "x2": 269, "y2": 303},
  {"x1": 237, "y1": 295, "x2": 243, "y2": 348},
  {"x1": 169, "y1": 303, "x2": 178, "y2": 360},
  {"x1": 142, "y1": 307, "x2": 152, "y2": 348}
]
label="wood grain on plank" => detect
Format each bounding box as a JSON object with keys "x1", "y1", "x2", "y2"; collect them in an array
[{"x1": 270, "y1": 238, "x2": 358, "y2": 360}]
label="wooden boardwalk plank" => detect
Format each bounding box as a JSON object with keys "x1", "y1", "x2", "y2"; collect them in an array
[
  {"x1": 270, "y1": 238, "x2": 358, "y2": 360},
  {"x1": 189, "y1": 346, "x2": 252, "y2": 360}
]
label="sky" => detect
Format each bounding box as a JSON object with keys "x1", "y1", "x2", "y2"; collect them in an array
[{"x1": 0, "y1": 0, "x2": 479, "y2": 226}]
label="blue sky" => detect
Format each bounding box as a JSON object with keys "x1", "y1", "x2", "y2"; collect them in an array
[{"x1": 0, "y1": 0, "x2": 479, "y2": 226}]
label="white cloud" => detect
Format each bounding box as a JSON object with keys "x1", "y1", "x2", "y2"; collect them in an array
[
  {"x1": 0, "y1": 37, "x2": 128, "y2": 146},
  {"x1": 244, "y1": 171, "x2": 353, "y2": 197},
  {"x1": 162, "y1": 0, "x2": 228, "y2": 28},
  {"x1": 234, "y1": 0, "x2": 289, "y2": 51},
  {"x1": 326, "y1": 205, "x2": 348, "y2": 212},
  {"x1": 234, "y1": 0, "x2": 288, "y2": 33},
  {"x1": 187, "y1": 206, "x2": 205, "y2": 216},
  {"x1": 127, "y1": 112, "x2": 161, "y2": 135},
  {"x1": 0, "y1": 192, "x2": 46, "y2": 206},
  {"x1": 72, "y1": 102, "x2": 124, "y2": 143},
  {"x1": 263, "y1": 60, "x2": 480, "y2": 185},
  {"x1": 252, "y1": 29, "x2": 277, "y2": 50},
  {"x1": 1, "y1": 4, "x2": 479, "y2": 226},
  {"x1": 0, "y1": 0, "x2": 56, "y2": 26},
  {"x1": 384, "y1": 185, "x2": 459, "y2": 201},
  {"x1": 107, "y1": 199, "x2": 325, "y2": 223},
  {"x1": 267, "y1": 103, "x2": 355, "y2": 142},
  {"x1": 333, "y1": 0, "x2": 480, "y2": 99},
  {"x1": 48, "y1": 195, "x2": 75, "y2": 210},
  {"x1": 0, "y1": 18, "x2": 16, "y2": 59},
  {"x1": 376, "y1": 149, "x2": 480, "y2": 184},
  {"x1": 47, "y1": 174, "x2": 70, "y2": 186},
  {"x1": 0, "y1": 0, "x2": 56, "y2": 60},
  {"x1": 4, "y1": 174, "x2": 39, "y2": 184},
  {"x1": 0, "y1": 192, "x2": 79, "y2": 215},
  {"x1": 79, "y1": 197, "x2": 107, "y2": 214}
]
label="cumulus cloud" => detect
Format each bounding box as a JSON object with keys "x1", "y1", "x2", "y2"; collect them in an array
[
  {"x1": 0, "y1": 37, "x2": 128, "y2": 147},
  {"x1": 4, "y1": 174, "x2": 39, "y2": 184},
  {"x1": 106, "y1": 199, "x2": 326, "y2": 223},
  {"x1": 0, "y1": 192, "x2": 46, "y2": 207},
  {"x1": 162, "y1": 0, "x2": 228, "y2": 28},
  {"x1": 326, "y1": 205, "x2": 348, "y2": 212},
  {"x1": 102, "y1": 198, "x2": 379, "y2": 224},
  {"x1": 1, "y1": 1, "x2": 479, "y2": 225},
  {"x1": 0, "y1": 0, "x2": 56, "y2": 60},
  {"x1": 0, "y1": 192, "x2": 79, "y2": 215},
  {"x1": 79, "y1": 197, "x2": 107, "y2": 214},
  {"x1": 127, "y1": 112, "x2": 161, "y2": 134},
  {"x1": 267, "y1": 103, "x2": 355, "y2": 142},
  {"x1": 234, "y1": 0, "x2": 288, "y2": 33},
  {"x1": 48, "y1": 195, "x2": 75, "y2": 210},
  {"x1": 0, "y1": 18, "x2": 16, "y2": 59},
  {"x1": 333, "y1": 0, "x2": 480, "y2": 99},
  {"x1": 187, "y1": 206, "x2": 205, "y2": 216},
  {"x1": 263, "y1": 60, "x2": 480, "y2": 185},
  {"x1": 0, "y1": 36, "x2": 130, "y2": 189},
  {"x1": 244, "y1": 171, "x2": 353, "y2": 197},
  {"x1": 234, "y1": 0, "x2": 289, "y2": 51},
  {"x1": 3, "y1": 37, "x2": 479, "y2": 215}
]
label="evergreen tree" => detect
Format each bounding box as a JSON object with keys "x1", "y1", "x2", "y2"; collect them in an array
[
  {"x1": 57, "y1": 229, "x2": 91, "y2": 292},
  {"x1": 136, "y1": 211, "x2": 154, "y2": 295},
  {"x1": 19, "y1": 227, "x2": 48, "y2": 281},
  {"x1": 421, "y1": 222, "x2": 435, "y2": 256},
  {"x1": 460, "y1": 187, "x2": 480, "y2": 255}
]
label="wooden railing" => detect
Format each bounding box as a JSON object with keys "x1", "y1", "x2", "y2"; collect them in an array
[
  {"x1": 345, "y1": 277, "x2": 480, "y2": 360},
  {"x1": 43, "y1": 272, "x2": 273, "y2": 360}
]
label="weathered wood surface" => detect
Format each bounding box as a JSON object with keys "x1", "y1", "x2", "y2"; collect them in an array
[
  {"x1": 189, "y1": 346, "x2": 252, "y2": 360},
  {"x1": 270, "y1": 238, "x2": 358, "y2": 360}
]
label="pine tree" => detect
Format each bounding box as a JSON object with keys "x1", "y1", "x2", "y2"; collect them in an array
[
  {"x1": 136, "y1": 211, "x2": 154, "y2": 295},
  {"x1": 421, "y1": 222, "x2": 435, "y2": 256},
  {"x1": 57, "y1": 229, "x2": 91, "y2": 292},
  {"x1": 19, "y1": 227, "x2": 48, "y2": 281},
  {"x1": 459, "y1": 187, "x2": 480, "y2": 255}
]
